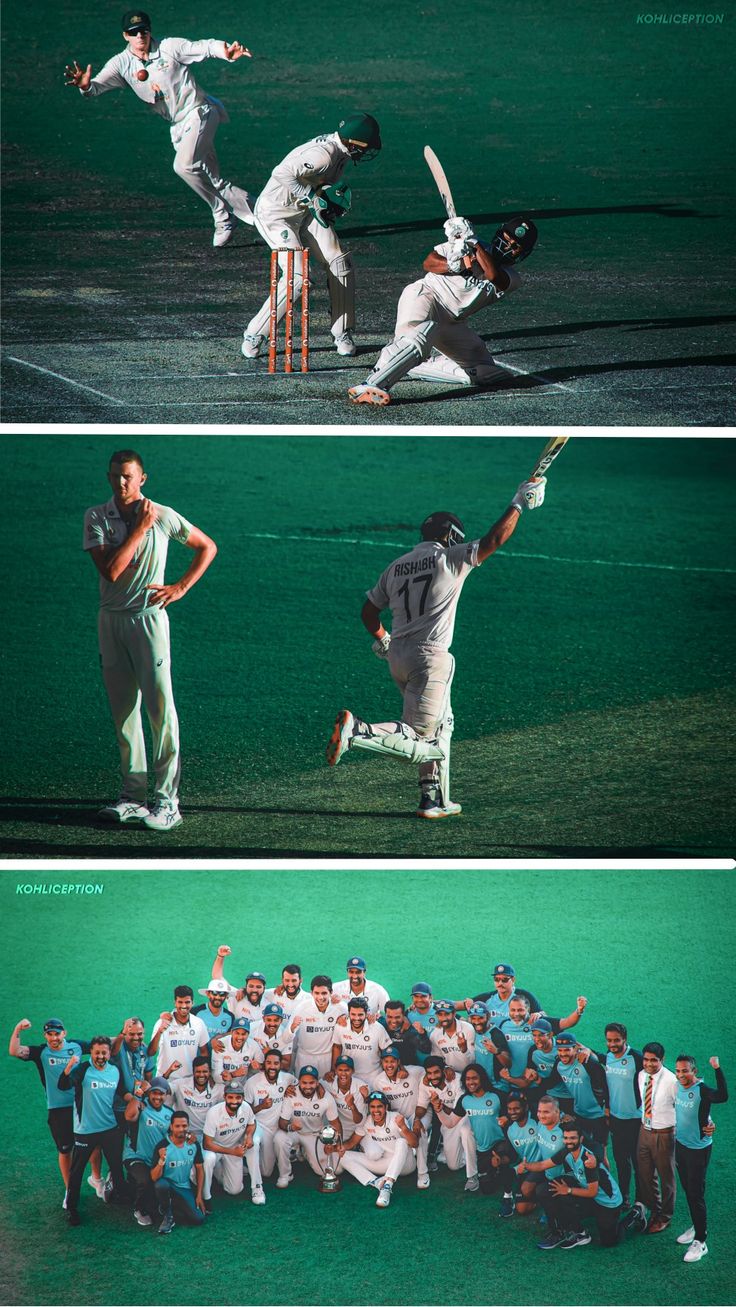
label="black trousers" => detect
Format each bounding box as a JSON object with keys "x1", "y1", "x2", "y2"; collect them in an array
[
  {"x1": 675, "y1": 1141, "x2": 711, "y2": 1243},
  {"x1": 609, "y1": 1116, "x2": 642, "y2": 1204},
  {"x1": 536, "y1": 1181, "x2": 622, "y2": 1246},
  {"x1": 126, "y1": 1158, "x2": 158, "y2": 1218},
  {"x1": 66, "y1": 1127, "x2": 127, "y2": 1213}
]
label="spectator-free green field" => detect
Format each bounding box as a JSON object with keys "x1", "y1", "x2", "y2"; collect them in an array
[
  {"x1": 1, "y1": 433, "x2": 734, "y2": 859},
  {"x1": 1, "y1": 866, "x2": 734, "y2": 1306},
  {"x1": 2, "y1": 0, "x2": 734, "y2": 424}
]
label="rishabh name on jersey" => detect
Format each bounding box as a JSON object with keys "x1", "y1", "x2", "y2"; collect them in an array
[
  {"x1": 159, "y1": 1139, "x2": 201, "y2": 1190},
  {"x1": 556, "y1": 1062, "x2": 604, "y2": 1119},
  {"x1": 604, "y1": 1051, "x2": 640, "y2": 1120},
  {"x1": 30, "y1": 1041, "x2": 85, "y2": 1110},
  {"x1": 82, "y1": 497, "x2": 193, "y2": 614},
  {"x1": 74, "y1": 1062, "x2": 121, "y2": 1135},
  {"x1": 366, "y1": 538, "x2": 479, "y2": 648},
  {"x1": 124, "y1": 1102, "x2": 173, "y2": 1164}
]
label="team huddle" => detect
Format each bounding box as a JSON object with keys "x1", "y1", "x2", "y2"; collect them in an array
[
  {"x1": 10, "y1": 950, "x2": 726, "y2": 1262},
  {"x1": 63, "y1": 11, "x2": 539, "y2": 404}
]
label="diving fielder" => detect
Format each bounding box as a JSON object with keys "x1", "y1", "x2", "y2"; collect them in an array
[
  {"x1": 348, "y1": 216, "x2": 537, "y2": 405},
  {"x1": 84, "y1": 450, "x2": 217, "y2": 831},
  {"x1": 64, "y1": 10, "x2": 256, "y2": 247},
  {"x1": 326, "y1": 481, "x2": 546, "y2": 818},
  {"x1": 241, "y1": 113, "x2": 381, "y2": 361}
]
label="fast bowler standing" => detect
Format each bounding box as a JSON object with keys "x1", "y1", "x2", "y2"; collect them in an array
[
  {"x1": 84, "y1": 450, "x2": 216, "y2": 831},
  {"x1": 64, "y1": 10, "x2": 256, "y2": 247},
  {"x1": 326, "y1": 482, "x2": 546, "y2": 818}
]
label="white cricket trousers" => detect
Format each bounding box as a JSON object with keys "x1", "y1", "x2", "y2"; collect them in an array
[
  {"x1": 367, "y1": 281, "x2": 495, "y2": 390},
  {"x1": 368, "y1": 643, "x2": 455, "y2": 788},
  {"x1": 255, "y1": 1124, "x2": 277, "y2": 1178},
  {"x1": 246, "y1": 201, "x2": 354, "y2": 339},
  {"x1": 417, "y1": 1118, "x2": 477, "y2": 1178},
  {"x1": 97, "y1": 607, "x2": 180, "y2": 802},
  {"x1": 202, "y1": 1143, "x2": 263, "y2": 1199},
  {"x1": 273, "y1": 1130, "x2": 324, "y2": 1182},
  {"x1": 170, "y1": 99, "x2": 253, "y2": 225},
  {"x1": 338, "y1": 1138, "x2": 416, "y2": 1186}
]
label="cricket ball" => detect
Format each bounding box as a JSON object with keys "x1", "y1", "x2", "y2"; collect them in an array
[{"x1": 136, "y1": 68, "x2": 149, "y2": 81}]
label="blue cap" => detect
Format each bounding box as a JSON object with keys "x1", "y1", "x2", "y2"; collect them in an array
[
  {"x1": 43, "y1": 1018, "x2": 65, "y2": 1033},
  {"x1": 148, "y1": 1077, "x2": 169, "y2": 1092},
  {"x1": 231, "y1": 1017, "x2": 251, "y2": 1031},
  {"x1": 298, "y1": 1065, "x2": 320, "y2": 1078},
  {"x1": 245, "y1": 972, "x2": 267, "y2": 984},
  {"x1": 411, "y1": 982, "x2": 432, "y2": 996},
  {"x1": 335, "y1": 1055, "x2": 354, "y2": 1069},
  {"x1": 531, "y1": 1018, "x2": 553, "y2": 1033},
  {"x1": 347, "y1": 956, "x2": 366, "y2": 970},
  {"x1": 262, "y1": 1003, "x2": 284, "y2": 1018},
  {"x1": 555, "y1": 1033, "x2": 577, "y2": 1047},
  {"x1": 433, "y1": 1000, "x2": 455, "y2": 1013},
  {"x1": 493, "y1": 963, "x2": 515, "y2": 978},
  {"x1": 381, "y1": 1045, "x2": 401, "y2": 1060},
  {"x1": 468, "y1": 1002, "x2": 489, "y2": 1018}
]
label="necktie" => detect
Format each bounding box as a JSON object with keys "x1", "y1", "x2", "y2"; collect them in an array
[{"x1": 644, "y1": 1074, "x2": 653, "y2": 1124}]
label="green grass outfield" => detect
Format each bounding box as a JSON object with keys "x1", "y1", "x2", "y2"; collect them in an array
[
  {"x1": 1, "y1": 0, "x2": 735, "y2": 424},
  {"x1": 1, "y1": 867, "x2": 735, "y2": 1307},
  {"x1": 1, "y1": 433, "x2": 734, "y2": 859}
]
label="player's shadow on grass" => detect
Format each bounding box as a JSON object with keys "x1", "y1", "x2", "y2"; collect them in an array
[
  {"x1": 342, "y1": 202, "x2": 708, "y2": 240},
  {"x1": 488, "y1": 313, "x2": 736, "y2": 342}
]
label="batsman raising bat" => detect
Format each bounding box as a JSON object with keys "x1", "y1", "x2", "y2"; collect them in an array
[
  {"x1": 349, "y1": 147, "x2": 537, "y2": 405},
  {"x1": 325, "y1": 439, "x2": 567, "y2": 818}
]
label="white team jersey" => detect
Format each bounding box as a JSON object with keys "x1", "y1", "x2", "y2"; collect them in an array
[
  {"x1": 279, "y1": 1089, "x2": 338, "y2": 1135},
  {"x1": 152, "y1": 1014, "x2": 209, "y2": 1081},
  {"x1": 219, "y1": 977, "x2": 265, "y2": 1024},
  {"x1": 423, "y1": 242, "x2": 522, "y2": 319},
  {"x1": 292, "y1": 1001, "x2": 348, "y2": 1060},
  {"x1": 244, "y1": 1072, "x2": 297, "y2": 1132},
  {"x1": 355, "y1": 1110, "x2": 409, "y2": 1153},
  {"x1": 367, "y1": 539, "x2": 480, "y2": 648},
  {"x1": 262, "y1": 988, "x2": 311, "y2": 1020},
  {"x1": 323, "y1": 1076, "x2": 370, "y2": 1130},
  {"x1": 203, "y1": 1100, "x2": 255, "y2": 1148},
  {"x1": 332, "y1": 1022, "x2": 393, "y2": 1079},
  {"x1": 170, "y1": 1078, "x2": 224, "y2": 1137},
  {"x1": 249, "y1": 1020, "x2": 294, "y2": 1061},
  {"x1": 429, "y1": 1021, "x2": 476, "y2": 1071},
  {"x1": 259, "y1": 133, "x2": 351, "y2": 216},
  {"x1": 83, "y1": 497, "x2": 193, "y2": 613},
  {"x1": 331, "y1": 980, "x2": 390, "y2": 1015},
  {"x1": 372, "y1": 1066, "x2": 424, "y2": 1116},
  {"x1": 210, "y1": 1035, "x2": 262, "y2": 1085},
  {"x1": 417, "y1": 1077, "x2": 460, "y2": 1116},
  {"x1": 83, "y1": 38, "x2": 230, "y2": 125}
]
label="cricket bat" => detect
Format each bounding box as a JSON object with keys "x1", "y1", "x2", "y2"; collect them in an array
[
  {"x1": 529, "y1": 436, "x2": 569, "y2": 480},
  {"x1": 423, "y1": 146, "x2": 457, "y2": 220}
]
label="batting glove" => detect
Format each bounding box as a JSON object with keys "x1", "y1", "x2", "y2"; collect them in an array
[
  {"x1": 511, "y1": 477, "x2": 547, "y2": 512},
  {"x1": 443, "y1": 217, "x2": 476, "y2": 242},
  {"x1": 372, "y1": 633, "x2": 392, "y2": 660}
]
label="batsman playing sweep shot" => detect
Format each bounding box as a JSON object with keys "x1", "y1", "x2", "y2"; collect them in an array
[{"x1": 324, "y1": 445, "x2": 564, "y2": 818}]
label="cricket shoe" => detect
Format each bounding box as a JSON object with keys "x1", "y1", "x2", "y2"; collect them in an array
[
  {"x1": 416, "y1": 1173, "x2": 430, "y2": 1189},
  {"x1": 375, "y1": 1182, "x2": 393, "y2": 1208},
  {"x1": 683, "y1": 1239, "x2": 708, "y2": 1263},
  {"x1": 242, "y1": 332, "x2": 265, "y2": 359},
  {"x1": 348, "y1": 384, "x2": 391, "y2": 406},
  {"x1": 558, "y1": 1230, "x2": 592, "y2": 1250},
  {"x1": 405, "y1": 354, "x2": 507, "y2": 387},
  {"x1": 88, "y1": 1175, "x2": 107, "y2": 1198},
  {"x1": 133, "y1": 1209, "x2": 153, "y2": 1227},
  {"x1": 158, "y1": 1211, "x2": 175, "y2": 1235},
  {"x1": 677, "y1": 1226, "x2": 696, "y2": 1245},
  {"x1": 276, "y1": 1176, "x2": 292, "y2": 1189},
  {"x1": 142, "y1": 799, "x2": 183, "y2": 832},
  {"x1": 334, "y1": 331, "x2": 357, "y2": 356},
  {"x1": 499, "y1": 1195, "x2": 515, "y2": 1218},
  {"x1": 464, "y1": 1174, "x2": 480, "y2": 1192},
  {"x1": 537, "y1": 1230, "x2": 569, "y2": 1250},
  {"x1": 622, "y1": 1200, "x2": 647, "y2": 1233},
  {"x1": 251, "y1": 1185, "x2": 266, "y2": 1206},
  {"x1": 326, "y1": 709, "x2": 359, "y2": 766},
  {"x1": 98, "y1": 799, "x2": 150, "y2": 824},
  {"x1": 213, "y1": 216, "x2": 238, "y2": 248},
  {"x1": 416, "y1": 788, "x2": 462, "y2": 820}
]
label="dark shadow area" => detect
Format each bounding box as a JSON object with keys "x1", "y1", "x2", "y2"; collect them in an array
[
  {"x1": 484, "y1": 313, "x2": 736, "y2": 343},
  {"x1": 341, "y1": 202, "x2": 709, "y2": 240}
]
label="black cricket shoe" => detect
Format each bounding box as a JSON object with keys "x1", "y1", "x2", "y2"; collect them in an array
[{"x1": 158, "y1": 1211, "x2": 176, "y2": 1235}]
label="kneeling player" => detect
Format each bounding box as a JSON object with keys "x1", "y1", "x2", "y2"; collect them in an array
[
  {"x1": 151, "y1": 1111, "x2": 206, "y2": 1234},
  {"x1": 337, "y1": 1091, "x2": 418, "y2": 1207},
  {"x1": 535, "y1": 1123, "x2": 623, "y2": 1251},
  {"x1": 202, "y1": 1087, "x2": 265, "y2": 1206},
  {"x1": 124, "y1": 1076, "x2": 173, "y2": 1226}
]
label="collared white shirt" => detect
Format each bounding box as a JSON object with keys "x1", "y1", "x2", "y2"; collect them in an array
[{"x1": 638, "y1": 1065, "x2": 677, "y2": 1128}]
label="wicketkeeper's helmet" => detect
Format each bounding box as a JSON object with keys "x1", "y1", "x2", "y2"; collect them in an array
[
  {"x1": 337, "y1": 112, "x2": 382, "y2": 161},
  {"x1": 492, "y1": 217, "x2": 538, "y2": 264},
  {"x1": 420, "y1": 511, "x2": 465, "y2": 548}
]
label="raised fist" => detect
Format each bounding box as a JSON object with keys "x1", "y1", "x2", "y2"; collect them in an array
[{"x1": 217, "y1": 945, "x2": 231, "y2": 957}]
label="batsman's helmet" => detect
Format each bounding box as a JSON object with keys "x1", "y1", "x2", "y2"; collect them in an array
[
  {"x1": 492, "y1": 217, "x2": 538, "y2": 264},
  {"x1": 337, "y1": 112, "x2": 382, "y2": 161},
  {"x1": 420, "y1": 512, "x2": 465, "y2": 548}
]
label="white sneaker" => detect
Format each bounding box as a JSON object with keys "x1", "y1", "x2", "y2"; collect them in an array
[
  {"x1": 142, "y1": 800, "x2": 183, "y2": 832},
  {"x1": 98, "y1": 800, "x2": 149, "y2": 824},
  {"x1": 242, "y1": 332, "x2": 265, "y2": 359},
  {"x1": 375, "y1": 1183, "x2": 393, "y2": 1208},
  {"x1": 276, "y1": 1176, "x2": 291, "y2": 1189},
  {"x1": 416, "y1": 1173, "x2": 430, "y2": 1189},
  {"x1": 213, "y1": 217, "x2": 238, "y2": 248},
  {"x1": 251, "y1": 1185, "x2": 266, "y2": 1205},
  {"x1": 133, "y1": 1208, "x2": 153, "y2": 1226},
  {"x1": 334, "y1": 331, "x2": 357, "y2": 356},
  {"x1": 464, "y1": 1174, "x2": 480, "y2": 1192},
  {"x1": 416, "y1": 791, "x2": 462, "y2": 820},
  {"x1": 677, "y1": 1225, "x2": 696, "y2": 1244},
  {"x1": 88, "y1": 1176, "x2": 106, "y2": 1198},
  {"x1": 684, "y1": 1239, "x2": 708, "y2": 1263},
  {"x1": 326, "y1": 709, "x2": 356, "y2": 767},
  {"x1": 348, "y1": 383, "x2": 390, "y2": 406},
  {"x1": 62, "y1": 1192, "x2": 68, "y2": 1210}
]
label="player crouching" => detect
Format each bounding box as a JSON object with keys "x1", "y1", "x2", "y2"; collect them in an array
[{"x1": 335, "y1": 1091, "x2": 418, "y2": 1207}]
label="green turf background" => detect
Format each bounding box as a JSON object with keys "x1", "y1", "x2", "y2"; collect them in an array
[
  {"x1": 2, "y1": 0, "x2": 735, "y2": 422},
  {"x1": 1, "y1": 867, "x2": 734, "y2": 1306},
  {"x1": 1, "y1": 434, "x2": 734, "y2": 857}
]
